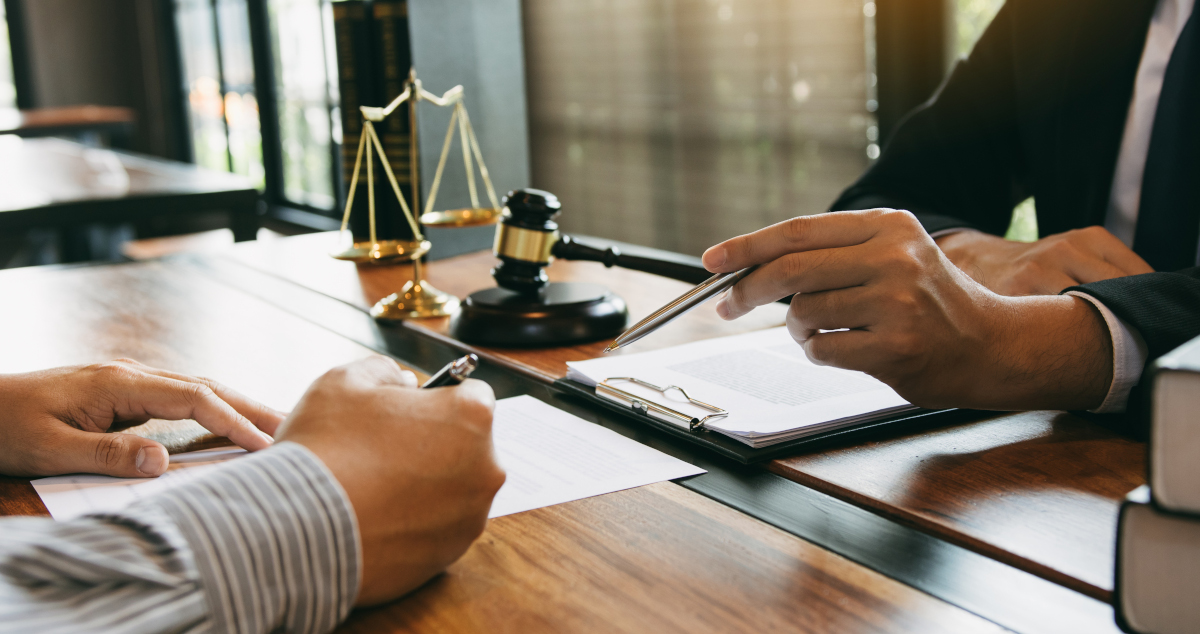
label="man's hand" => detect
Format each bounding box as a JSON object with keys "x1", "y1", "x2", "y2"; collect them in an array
[
  {"x1": 703, "y1": 209, "x2": 1114, "y2": 411},
  {"x1": 274, "y1": 356, "x2": 505, "y2": 606},
  {"x1": 0, "y1": 360, "x2": 281, "y2": 478},
  {"x1": 935, "y1": 226, "x2": 1153, "y2": 296}
]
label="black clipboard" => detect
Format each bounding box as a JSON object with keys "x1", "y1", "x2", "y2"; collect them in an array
[{"x1": 553, "y1": 377, "x2": 977, "y2": 464}]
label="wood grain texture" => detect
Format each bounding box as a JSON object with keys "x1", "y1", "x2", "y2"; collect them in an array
[
  {"x1": 0, "y1": 260, "x2": 1008, "y2": 633},
  {"x1": 0, "y1": 105, "x2": 135, "y2": 133},
  {"x1": 225, "y1": 231, "x2": 789, "y2": 382},
  {"x1": 0, "y1": 476, "x2": 48, "y2": 516},
  {"x1": 224, "y1": 232, "x2": 1145, "y2": 602},
  {"x1": 0, "y1": 260, "x2": 404, "y2": 458},
  {"x1": 0, "y1": 138, "x2": 253, "y2": 213},
  {"x1": 338, "y1": 482, "x2": 1006, "y2": 634},
  {"x1": 771, "y1": 411, "x2": 1144, "y2": 601}
]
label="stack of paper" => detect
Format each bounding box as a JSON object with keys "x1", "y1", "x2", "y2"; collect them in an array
[
  {"x1": 33, "y1": 396, "x2": 705, "y2": 521},
  {"x1": 567, "y1": 327, "x2": 916, "y2": 448}
]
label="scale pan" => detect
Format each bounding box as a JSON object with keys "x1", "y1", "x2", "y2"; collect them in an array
[
  {"x1": 418, "y1": 207, "x2": 502, "y2": 228},
  {"x1": 330, "y1": 238, "x2": 432, "y2": 264}
]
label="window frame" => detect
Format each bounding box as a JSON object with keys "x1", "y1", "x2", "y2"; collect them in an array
[
  {"x1": 172, "y1": 0, "x2": 344, "y2": 220},
  {"x1": 3, "y1": 0, "x2": 33, "y2": 110}
]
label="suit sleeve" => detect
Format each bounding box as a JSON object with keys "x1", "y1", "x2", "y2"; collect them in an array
[
  {"x1": 831, "y1": 1, "x2": 1029, "y2": 236},
  {"x1": 1068, "y1": 267, "x2": 1200, "y2": 363},
  {"x1": 1065, "y1": 267, "x2": 1200, "y2": 426}
]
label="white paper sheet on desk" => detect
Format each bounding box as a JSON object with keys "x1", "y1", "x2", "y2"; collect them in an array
[
  {"x1": 32, "y1": 396, "x2": 704, "y2": 521},
  {"x1": 566, "y1": 327, "x2": 915, "y2": 447},
  {"x1": 32, "y1": 447, "x2": 248, "y2": 521},
  {"x1": 487, "y1": 395, "x2": 704, "y2": 517}
]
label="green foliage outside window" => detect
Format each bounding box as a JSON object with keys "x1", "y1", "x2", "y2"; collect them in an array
[{"x1": 955, "y1": 0, "x2": 1005, "y2": 59}]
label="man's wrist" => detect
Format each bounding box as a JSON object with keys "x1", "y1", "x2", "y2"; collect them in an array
[{"x1": 986, "y1": 294, "x2": 1113, "y2": 411}]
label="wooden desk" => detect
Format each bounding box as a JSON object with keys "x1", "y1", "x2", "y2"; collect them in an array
[
  {"x1": 0, "y1": 260, "x2": 1008, "y2": 633},
  {"x1": 219, "y1": 231, "x2": 1145, "y2": 603},
  {"x1": 0, "y1": 105, "x2": 135, "y2": 142},
  {"x1": 0, "y1": 137, "x2": 258, "y2": 260}
]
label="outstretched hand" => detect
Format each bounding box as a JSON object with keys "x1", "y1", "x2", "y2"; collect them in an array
[
  {"x1": 702, "y1": 209, "x2": 1114, "y2": 411},
  {"x1": 0, "y1": 359, "x2": 282, "y2": 478}
]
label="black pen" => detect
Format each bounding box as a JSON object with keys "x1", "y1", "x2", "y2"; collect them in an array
[{"x1": 421, "y1": 354, "x2": 479, "y2": 388}]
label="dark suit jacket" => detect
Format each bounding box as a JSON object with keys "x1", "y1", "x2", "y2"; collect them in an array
[{"x1": 831, "y1": 0, "x2": 1200, "y2": 385}]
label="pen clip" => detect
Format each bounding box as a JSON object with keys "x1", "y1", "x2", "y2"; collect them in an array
[{"x1": 596, "y1": 377, "x2": 729, "y2": 431}]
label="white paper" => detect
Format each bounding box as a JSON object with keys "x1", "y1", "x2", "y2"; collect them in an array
[
  {"x1": 33, "y1": 397, "x2": 704, "y2": 521},
  {"x1": 32, "y1": 447, "x2": 247, "y2": 521},
  {"x1": 567, "y1": 327, "x2": 914, "y2": 445},
  {"x1": 487, "y1": 395, "x2": 704, "y2": 518}
]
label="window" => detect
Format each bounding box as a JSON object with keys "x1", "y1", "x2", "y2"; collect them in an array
[
  {"x1": 523, "y1": 0, "x2": 876, "y2": 256},
  {"x1": 266, "y1": 0, "x2": 341, "y2": 210},
  {"x1": 0, "y1": 2, "x2": 17, "y2": 109},
  {"x1": 173, "y1": 0, "x2": 341, "y2": 213},
  {"x1": 175, "y1": 0, "x2": 265, "y2": 182}
]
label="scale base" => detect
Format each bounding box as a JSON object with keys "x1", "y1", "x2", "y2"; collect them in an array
[
  {"x1": 450, "y1": 282, "x2": 628, "y2": 347},
  {"x1": 371, "y1": 280, "x2": 461, "y2": 321}
]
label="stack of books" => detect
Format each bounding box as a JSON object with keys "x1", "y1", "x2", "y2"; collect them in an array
[{"x1": 1116, "y1": 334, "x2": 1200, "y2": 634}]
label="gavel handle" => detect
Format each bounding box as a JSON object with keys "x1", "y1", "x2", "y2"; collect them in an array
[{"x1": 551, "y1": 235, "x2": 714, "y2": 285}]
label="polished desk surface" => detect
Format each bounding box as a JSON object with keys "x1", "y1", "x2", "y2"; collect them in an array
[
  {"x1": 0, "y1": 260, "x2": 1007, "y2": 634},
  {"x1": 221, "y1": 231, "x2": 1145, "y2": 602},
  {"x1": 0, "y1": 137, "x2": 256, "y2": 212},
  {"x1": 0, "y1": 105, "x2": 135, "y2": 137}
]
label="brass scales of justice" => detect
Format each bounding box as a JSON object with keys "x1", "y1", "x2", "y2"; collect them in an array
[{"x1": 331, "y1": 68, "x2": 502, "y2": 320}]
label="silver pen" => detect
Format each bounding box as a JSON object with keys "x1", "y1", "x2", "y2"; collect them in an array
[
  {"x1": 603, "y1": 266, "x2": 758, "y2": 353},
  {"x1": 421, "y1": 354, "x2": 479, "y2": 388}
]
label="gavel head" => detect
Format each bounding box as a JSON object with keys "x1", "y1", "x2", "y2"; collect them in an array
[{"x1": 492, "y1": 188, "x2": 563, "y2": 294}]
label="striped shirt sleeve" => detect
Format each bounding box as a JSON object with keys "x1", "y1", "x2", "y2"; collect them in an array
[{"x1": 0, "y1": 441, "x2": 362, "y2": 634}]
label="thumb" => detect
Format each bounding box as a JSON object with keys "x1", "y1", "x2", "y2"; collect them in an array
[{"x1": 49, "y1": 428, "x2": 170, "y2": 477}]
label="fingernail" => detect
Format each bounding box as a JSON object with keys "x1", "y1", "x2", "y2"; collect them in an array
[
  {"x1": 715, "y1": 299, "x2": 730, "y2": 319},
  {"x1": 704, "y1": 247, "x2": 727, "y2": 270},
  {"x1": 256, "y1": 430, "x2": 275, "y2": 446},
  {"x1": 136, "y1": 446, "x2": 167, "y2": 476}
]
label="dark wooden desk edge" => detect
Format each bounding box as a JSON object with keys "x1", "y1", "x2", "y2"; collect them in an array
[{"x1": 183, "y1": 253, "x2": 1120, "y2": 634}]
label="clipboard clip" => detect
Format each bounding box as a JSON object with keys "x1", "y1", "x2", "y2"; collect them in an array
[{"x1": 595, "y1": 377, "x2": 729, "y2": 432}]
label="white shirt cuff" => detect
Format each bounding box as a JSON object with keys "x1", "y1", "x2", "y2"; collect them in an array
[
  {"x1": 1066, "y1": 291, "x2": 1149, "y2": 413},
  {"x1": 928, "y1": 227, "x2": 979, "y2": 240}
]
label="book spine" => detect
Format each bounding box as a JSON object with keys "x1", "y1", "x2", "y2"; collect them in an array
[
  {"x1": 332, "y1": 1, "x2": 375, "y2": 240},
  {"x1": 375, "y1": 0, "x2": 412, "y2": 192},
  {"x1": 1149, "y1": 334, "x2": 1200, "y2": 514},
  {"x1": 370, "y1": 0, "x2": 417, "y2": 240},
  {"x1": 1113, "y1": 486, "x2": 1144, "y2": 634}
]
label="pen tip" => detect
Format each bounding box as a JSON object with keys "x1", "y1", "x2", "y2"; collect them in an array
[{"x1": 603, "y1": 344, "x2": 618, "y2": 353}]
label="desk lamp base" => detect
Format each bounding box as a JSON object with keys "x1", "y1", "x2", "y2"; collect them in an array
[{"x1": 449, "y1": 282, "x2": 628, "y2": 347}]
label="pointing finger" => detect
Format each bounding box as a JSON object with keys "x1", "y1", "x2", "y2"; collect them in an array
[
  {"x1": 120, "y1": 365, "x2": 287, "y2": 436},
  {"x1": 105, "y1": 371, "x2": 275, "y2": 452},
  {"x1": 716, "y1": 245, "x2": 877, "y2": 320},
  {"x1": 702, "y1": 209, "x2": 895, "y2": 273}
]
